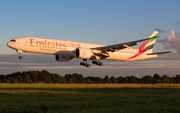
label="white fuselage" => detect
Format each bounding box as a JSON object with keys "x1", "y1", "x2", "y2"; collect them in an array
[{"x1": 7, "y1": 37, "x2": 158, "y2": 61}]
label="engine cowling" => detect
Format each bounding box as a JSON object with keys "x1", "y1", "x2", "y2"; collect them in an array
[
  {"x1": 55, "y1": 55, "x2": 72, "y2": 62},
  {"x1": 75, "y1": 48, "x2": 93, "y2": 59}
]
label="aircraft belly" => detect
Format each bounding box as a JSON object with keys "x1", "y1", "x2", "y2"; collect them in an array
[
  {"x1": 105, "y1": 52, "x2": 158, "y2": 61},
  {"x1": 106, "y1": 52, "x2": 132, "y2": 61},
  {"x1": 54, "y1": 51, "x2": 75, "y2": 56}
]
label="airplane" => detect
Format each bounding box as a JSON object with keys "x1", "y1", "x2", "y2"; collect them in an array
[{"x1": 7, "y1": 31, "x2": 172, "y2": 67}]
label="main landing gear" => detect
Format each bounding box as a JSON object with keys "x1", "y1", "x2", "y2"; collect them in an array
[
  {"x1": 80, "y1": 59, "x2": 103, "y2": 67},
  {"x1": 16, "y1": 50, "x2": 23, "y2": 59},
  {"x1": 80, "y1": 59, "x2": 91, "y2": 67},
  {"x1": 92, "y1": 61, "x2": 103, "y2": 66}
]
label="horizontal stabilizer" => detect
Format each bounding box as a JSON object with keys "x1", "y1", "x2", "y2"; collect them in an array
[{"x1": 146, "y1": 51, "x2": 173, "y2": 55}]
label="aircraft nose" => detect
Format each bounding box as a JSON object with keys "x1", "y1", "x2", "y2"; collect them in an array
[{"x1": 6, "y1": 42, "x2": 10, "y2": 47}]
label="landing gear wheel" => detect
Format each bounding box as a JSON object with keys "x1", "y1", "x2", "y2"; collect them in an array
[
  {"x1": 83, "y1": 63, "x2": 87, "y2": 66},
  {"x1": 80, "y1": 62, "x2": 84, "y2": 65},
  {"x1": 92, "y1": 61, "x2": 97, "y2": 64},
  {"x1": 19, "y1": 56, "x2": 23, "y2": 59},
  {"x1": 96, "y1": 62, "x2": 100, "y2": 65},
  {"x1": 99, "y1": 62, "x2": 103, "y2": 66},
  {"x1": 86, "y1": 64, "x2": 90, "y2": 67}
]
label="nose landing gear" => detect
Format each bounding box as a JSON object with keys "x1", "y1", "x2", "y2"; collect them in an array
[{"x1": 16, "y1": 50, "x2": 23, "y2": 59}]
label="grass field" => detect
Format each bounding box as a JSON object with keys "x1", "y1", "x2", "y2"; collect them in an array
[{"x1": 0, "y1": 84, "x2": 180, "y2": 113}]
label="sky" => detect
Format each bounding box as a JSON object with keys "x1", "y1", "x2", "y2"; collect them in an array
[{"x1": 0, "y1": 0, "x2": 180, "y2": 77}]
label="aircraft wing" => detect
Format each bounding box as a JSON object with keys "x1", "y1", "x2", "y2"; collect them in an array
[{"x1": 91, "y1": 36, "x2": 161, "y2": 53}]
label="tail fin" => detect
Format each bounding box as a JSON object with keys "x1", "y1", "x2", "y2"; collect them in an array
[{"x1": 139, "y1": 31, "x2": 159, "y2": 53}]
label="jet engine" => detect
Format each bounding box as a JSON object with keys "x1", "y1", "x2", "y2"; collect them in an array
[
  {"x1": 55, "y1": 55, "x2": 72, "y2": 62},
  {"x1": 75, "y1": 48, "x2": 93, "y2": 59}
]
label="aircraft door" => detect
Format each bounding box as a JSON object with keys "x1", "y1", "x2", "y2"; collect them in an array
[{"x1": 24, "y1": 39, "x2": 29, "y2": 46}]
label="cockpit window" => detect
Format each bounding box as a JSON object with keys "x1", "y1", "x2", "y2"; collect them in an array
[{"x1": 10, "y1": 40, "x2": 16, "y2": 42}]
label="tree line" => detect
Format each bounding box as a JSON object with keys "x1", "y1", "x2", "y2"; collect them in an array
[{"x1": 0, "y1": 70, "x2": 180, "y2": 83}]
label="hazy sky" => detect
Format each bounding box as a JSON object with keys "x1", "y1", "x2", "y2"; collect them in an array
[{"x1": 0, "y1": 0, "x2": 180, "y2": 77}]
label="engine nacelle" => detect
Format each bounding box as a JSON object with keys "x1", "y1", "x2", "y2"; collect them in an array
[
  {"x1": 76, "y1": 48, "x2": 93, "y2": 59},
  {"x1": 55, "y1": 55, "x2": 72, "y2": 62}
]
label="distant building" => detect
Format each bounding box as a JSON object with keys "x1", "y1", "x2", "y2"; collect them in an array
[
  {"x1": 136, "y1": 69, "x2": 139, "y2": 78},
  {"x1": 38, "y1": 81, "x2": 52, "y2": 84}
]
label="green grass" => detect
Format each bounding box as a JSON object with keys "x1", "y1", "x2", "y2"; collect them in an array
[{"x1": 0, "y1": 84, "x2": 180, "y2": 113}]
